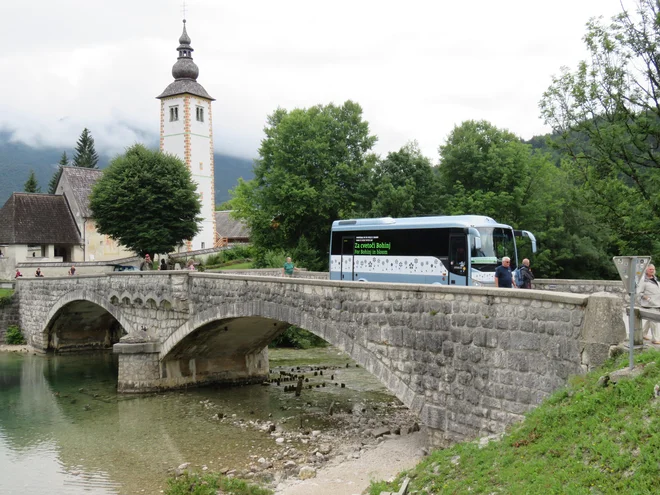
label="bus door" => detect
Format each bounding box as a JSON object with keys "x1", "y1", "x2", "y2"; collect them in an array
[
  {"x1": 341, "y1": 236, "x2": 356, "y2": 281},
  {"x1": 448, "y1": 235, "x2": 468, "y2": 286}
]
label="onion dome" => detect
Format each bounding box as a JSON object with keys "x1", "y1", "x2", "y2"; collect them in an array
[{"x1": 157, "y1": 20, "x2": 214, "y2": 100}]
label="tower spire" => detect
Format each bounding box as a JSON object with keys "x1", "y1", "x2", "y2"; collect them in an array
[
  {"x1": 172, "y1": 19, "x2": 198, "y2": 81},
  {"x1": 157, "y1": 19, "x2": 214, "y2": 99}
]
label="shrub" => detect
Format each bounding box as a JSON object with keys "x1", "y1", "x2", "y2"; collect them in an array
[
  {"x1": 0, "y1": 289, "x2": 14, "y2": 308},
  {"x1": 270, "y1": 326, "x2": 327, "y2": 349},
  {"x1": 204, "y1": 253, "x2": 224, "y2": 266},
  {"x1": 166, "y1": 472, "x2": 271, "y2": 495},
  {"x1": 5, "y1": 325, "x2": 26, "y2": 345},
  {"x1": 224, "y1": 244, "x2": 254, "y2": 261},
  {"x1": 253, "y1": 248, "x2": 287, "y2": 269}
]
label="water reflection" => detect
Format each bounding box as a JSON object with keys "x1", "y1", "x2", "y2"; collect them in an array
[{"x1": 0, "y1": 348, "x2": 396, "y2": 494}]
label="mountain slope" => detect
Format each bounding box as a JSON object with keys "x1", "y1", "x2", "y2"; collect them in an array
[{"x1": 0, "y1": 132, "x2": 254, "y2": 205}]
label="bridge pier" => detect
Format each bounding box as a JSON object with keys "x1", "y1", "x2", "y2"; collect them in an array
[{"x1": 113, "y1": 342, "x2": 269, "y2": 393}]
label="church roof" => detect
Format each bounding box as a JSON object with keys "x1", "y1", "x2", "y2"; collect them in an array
[
  {"x1": 215, "y1": 210, "x2": 250, "y2": 239},
  {"x1": 157, "y1": 20, "x2": 215, "y2": 101},
  {"x1": 158, "y1": 80, "x2": 214, "y2": 100},
  {"x1": 59, "y1": 166, "x2": 104, "y2": 218},
  {"x1": 0, "y1": 193, "x2": 81, "y2": 245}
]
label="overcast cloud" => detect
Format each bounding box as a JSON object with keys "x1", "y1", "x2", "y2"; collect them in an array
[{"x1": 0, "y1": 0, "x2": 631, "y2": 162}]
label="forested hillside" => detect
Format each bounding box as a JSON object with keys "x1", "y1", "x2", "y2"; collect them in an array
[{"x1": 0, "y1": 131, "x2": 254, "y2": 205}]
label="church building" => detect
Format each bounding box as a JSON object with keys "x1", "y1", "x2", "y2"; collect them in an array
[{"x1": 157, "y1": 20, "x2": 216, "y2": 251}]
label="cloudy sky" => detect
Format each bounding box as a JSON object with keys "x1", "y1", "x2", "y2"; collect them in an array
[{"x1": 0, "y1": 0, "x2": 632, "y2": 162}]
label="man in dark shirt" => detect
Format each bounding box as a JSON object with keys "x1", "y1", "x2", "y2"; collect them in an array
[{"x1": 494, "y1": 257, "x2": 515, "y2": 288}]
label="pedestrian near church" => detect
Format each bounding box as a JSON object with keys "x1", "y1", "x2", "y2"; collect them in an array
[
  {"x1": 35, "y1": 267, "x2": 44, "y2": 277},
  {"x1": 519, "y1": 258, "x2": 535, "y2": 289},
  {"x1": 160, "y1": 259, "x2": 167, "y2": 271},
  {"x1": 494, "y1": 257, "x2": 515, "y2": 288},
  {"x1": 15, "y1": 269, "x2": 22, "y2": 278},
  {"x1": 68, "y1": 265, "x2": 76, "y2": 276},
  {"x1": 637, "y1": 264, "x2": 660, "y2": 344},
  {"x1": 282, "y1": 257, "x2": 298, "y2": 277}
]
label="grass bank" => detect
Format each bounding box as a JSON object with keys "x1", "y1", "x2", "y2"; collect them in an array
[
  {"x1": 370, "y1": 349, "x2": 660, "y2": 495},
  {"x1": 0, "y1": 288, "x2": 14, "y2": 298},
  {"x1": 208, "y1": 260, "x2": 253, "y2": 271}
]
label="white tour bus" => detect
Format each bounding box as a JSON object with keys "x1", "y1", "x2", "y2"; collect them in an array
[{"x1": 329, "y1": 215, "x2": 536, "y2": 286}]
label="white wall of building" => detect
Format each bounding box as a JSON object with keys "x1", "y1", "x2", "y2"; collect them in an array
[{"x1": 160, "y1": 94, "x2": 216, "y2": 251}]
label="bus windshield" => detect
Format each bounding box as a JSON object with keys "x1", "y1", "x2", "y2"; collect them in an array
[{"x1": 471, "y1": 227, "x2": 516, "y2": 271}]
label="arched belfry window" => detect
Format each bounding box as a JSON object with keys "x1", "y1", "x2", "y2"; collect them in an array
[{"x1": 169, "y1": 105, "x2": 179, "y2": 122}]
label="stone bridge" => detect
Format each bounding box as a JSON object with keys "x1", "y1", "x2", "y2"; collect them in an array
[{"x1": 14, "y1": 272, "x2": 625, "y2": 446}]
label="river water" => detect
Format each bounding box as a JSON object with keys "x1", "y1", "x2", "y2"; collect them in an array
[{"x1": 0, "y1": 348, "x2": 400, "y2": 494}]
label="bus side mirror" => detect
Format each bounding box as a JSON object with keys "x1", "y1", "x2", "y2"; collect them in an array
[
  {"x1": 467, "y1": 227, "x2": 482, "y2": 250},
  {"x1": 522, "y1": 230, "x2": 537, "y2": 253}
]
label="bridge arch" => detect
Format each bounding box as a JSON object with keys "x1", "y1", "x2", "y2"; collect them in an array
[
  {"x1": 43, "y1": 289, "x2": 137, "y2": 352},
  {"x1": 160, "y1": 301, "x2": 425, "y2": 414}
]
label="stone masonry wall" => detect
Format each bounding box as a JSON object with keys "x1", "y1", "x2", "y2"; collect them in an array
[
  {"x1": 15, "y1": 273, "x2": 193, "y2": 350},
  {"x1": 0, "y1": 294, "x2": 20, "y2": 343},
  {"x1": 15, "y1": 272, "x2": 623, "y2": 446},
  {"x1": 534, "y1": 279, "x2": 626, "y2": 301},
  {"x1": 180, "y1": 274, "x2": 598, "y2": 445}
]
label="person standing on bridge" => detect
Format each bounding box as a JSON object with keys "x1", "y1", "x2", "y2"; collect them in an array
[
  {"x1": 494, "y1": 257, "x2": 515, "y2": 288},
  {"x1": 519, "y1": 258, "x2": 535, "y2": 289},
  {"x1": 140, "y1": 254, "x2": 153, "y2": 271},
  {"x1": 282, "y1": 257, "x2": 298, "y2": 277},
  {"x1": 637, "y1": 264, "x2": 660, "y2": 344}
]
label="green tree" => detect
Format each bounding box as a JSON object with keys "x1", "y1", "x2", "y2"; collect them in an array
[
  {"x1": 540, "y1": 0, "x2": 660, "y2": 255},
  {"x1": 72, "y1": 128, "x2": 99, "y2": 168},
  {"x1": 230, "y1": 101, "x2": 377, "y2": 270},
  {"x1": 365, "y1": 142, "x2": 439, "y2": 218},
  {"x1": 48, "y1": 151, "x2": 69, "y2": 194},
  {"x1": 89, "y1": 144, "x2": 201, "y2": 256},
  {"x1": 437, "y1": 120, "x2": 614, "y2": 278},
  {"x1": 23, "y1": 170, "x2": 41, "y2": 193}
]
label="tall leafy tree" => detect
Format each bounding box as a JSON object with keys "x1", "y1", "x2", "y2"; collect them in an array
[
  {"x1": 540, "y1": 0, "x2": 660, "y2": 255},
  {"x1": 48, "y1": 151, "x2": 69, "y2": 194},
  {"x1": 89, "y1": 144, "x2": 201, "y2": 256},
  {"x1": 437, "y1": 120, "x2": 614, "y2": 278},
  {"x1": 438, "y1": 120, "x2": 536, "y2": 223},
  {"x1": 230, "y1": 101, "x2": 377, "y2": 269},
  {"x1": 364, "y1": 142, "x2": 439, "y2": 218},
  {"x1": 72, "y1": 128, "x2": 99, "y2": 168},
  {"x1": 23, "y1": 170, "x2": 40, "y2": 193}
]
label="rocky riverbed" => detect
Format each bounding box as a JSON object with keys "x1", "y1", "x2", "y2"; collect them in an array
[{"x1": 168, "y1": 360, "x2": 427, "y2": 492}]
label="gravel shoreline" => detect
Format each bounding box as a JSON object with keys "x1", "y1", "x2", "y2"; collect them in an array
[
  {"x1": 273, "y1": 429, "x2": 427, "y2": 495},
  {"x1": 0, "y1": 344, "x2": 30, "y2": 353}
]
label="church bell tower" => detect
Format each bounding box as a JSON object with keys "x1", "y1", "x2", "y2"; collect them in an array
[{"x1": 157, "y1": 19, "x2": 216, "y2": 251}]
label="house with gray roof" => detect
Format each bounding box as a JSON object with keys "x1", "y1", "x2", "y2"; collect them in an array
[
  {"x1": 54, "y1": 167, "x2": 133, "y2": 262},
  {"x1": 214, "y1": 210, "x2": 250, "y2": 246},
  {"x1": 0, "y1": 193, "x2": 82, "y2": 278},
  {"x1": 0, "y1": 167, "x2": 134, "y2": 278}
]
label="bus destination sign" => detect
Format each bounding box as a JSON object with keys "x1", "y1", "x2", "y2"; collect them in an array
[{"x1": 355, "y1": 236, "x2": 391, "y2": 255}]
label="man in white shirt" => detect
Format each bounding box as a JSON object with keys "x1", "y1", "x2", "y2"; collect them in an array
[{"x1": 637, "y1": 264, "x2": 660, "y2": 343}]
